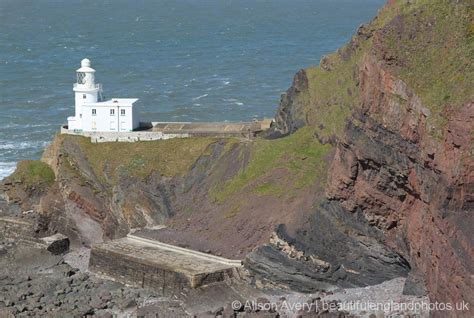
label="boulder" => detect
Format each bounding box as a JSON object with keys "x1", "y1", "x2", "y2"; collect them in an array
[{"x1": 40, "y1": 233, "x2": 70, "y2": 255}]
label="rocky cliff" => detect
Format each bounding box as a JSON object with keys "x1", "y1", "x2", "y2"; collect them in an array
[
  {"x1": 2, "y1": 128, "x2": 333, "y2": 259},
  {"x1": 1, "y1": 0, "x2": 472, "y2": 316},
  {"x1": 269, "y1": 0, "x2": 473, "y2": 314}
]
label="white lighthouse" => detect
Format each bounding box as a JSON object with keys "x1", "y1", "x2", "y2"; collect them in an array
[{"x1": 67, "y1": 58, "x2": 139, "y2": 132}]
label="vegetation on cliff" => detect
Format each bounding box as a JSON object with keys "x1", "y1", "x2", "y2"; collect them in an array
[
  {"x1": 67, "y1": 135, "x2": 219, "y2": 181},
  {"x1": 211, "y1": 127, "x2": 332, "y2": 202},
  {"x1": 274, "y1": 0, "x2": 473, "y2": 138},
  {"x1": 374, "y1": 0, "x2": 474, "y2": 131},
  {"x1": 8, "y1": 160, "x2": 55, "y2": 188}
]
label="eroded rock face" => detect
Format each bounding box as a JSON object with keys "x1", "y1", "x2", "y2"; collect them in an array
[
  {"x1": 270, "y1": 69, "x2": 309, "y2": 138},
  {"x1": 36, "y1": 136, "x2": 193, "y2": 246},
  {"x1": 325, "y1": 55, "x2": 473, "y2": 311},
  {"x1": 245, "y1": 200, "x2": 410, "y2": 292}
]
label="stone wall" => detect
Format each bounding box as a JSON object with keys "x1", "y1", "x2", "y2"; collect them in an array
[
  {"x1": 60, "y1": 125, "x2": 188, "y2": 143},
  {"x1": 88, "y1": 237, "x2": 239, "y2": 296},
  {"x1": 60, "y1": 119, "x2": 272, "y2": 143},
  {"x1": 89, "y1": 248, "x2": 187, "y2": 296}
]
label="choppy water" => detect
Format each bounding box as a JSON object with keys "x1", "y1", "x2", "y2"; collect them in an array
[{"x1": 0, "y1": 0, "x2": 384, "y2": 180}]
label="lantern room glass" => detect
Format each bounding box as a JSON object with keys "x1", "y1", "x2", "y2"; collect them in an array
[{"x1": 77, "y1": 72, "x2": 86, "y2": 84}]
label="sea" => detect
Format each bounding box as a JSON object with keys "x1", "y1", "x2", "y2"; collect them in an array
[{"x1": 0, "y1": 0, "x2": 385, "y2": 180}]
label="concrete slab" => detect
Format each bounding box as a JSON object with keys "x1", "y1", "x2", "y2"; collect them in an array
[
  {"x1": 151, "y1": 120, "x2": 271, "y2": 137},
  {"x1": 89, "y1": 236, "x2": 242, "y2": 295},
  {"x1": 127, "y1": 234, "x2": 242, "y2": 267}
]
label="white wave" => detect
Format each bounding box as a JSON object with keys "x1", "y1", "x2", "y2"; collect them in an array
[
  {"x1": 0, "y1": 162, "x2": 16, "y2": 180},
  {"x1": 0, "y1": 141, "x2": 50, "y2": 151},
  {"x1": 192, "y1": 94, "x2": 208, "y2": 101},
  {"x1": 0, "y1": 123, "x2": 52, "y2": 130}
]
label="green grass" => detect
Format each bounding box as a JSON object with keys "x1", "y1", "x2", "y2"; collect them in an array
[
  {"x1": 254, "y1": 182, "x2": 286, "y2": 197},
  {"x1": 290, "y1": 21, "x2": 372, "y2": 140},
  {"x1": 379, "y1": 0, "x2": 474, "y2": 135},
  {"x1": 10, "y1": 160, "x2": 55, "y2": 187},
  {"x1": 211, "y1": 127, "x2": 332, "y2": 202},
  {"x1": 287, "y1": 0, "x2": 473, "y2": 140},
  {"x1": 68, "y1": 135, "x2": 220, "y2": 182}
]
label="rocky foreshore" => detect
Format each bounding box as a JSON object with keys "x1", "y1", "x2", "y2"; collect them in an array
[
  {"x1": 0, "y1": 240, "x2": 162, "y2": 317},
  {"x1": 0, "y1": 236, "x2": 430, "y2": 317}
]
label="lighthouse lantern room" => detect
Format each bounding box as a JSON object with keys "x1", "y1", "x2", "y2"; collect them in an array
[{"x1": 67, "y1": 58, "x2": 139, "y2": 132}]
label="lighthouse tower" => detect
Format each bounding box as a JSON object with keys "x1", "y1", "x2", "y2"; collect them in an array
[
  {"x1": 68, "y1": 58, "x2": 102, "y2": 131},
  {"x1": 67, "y1": 58, "x2": 139, "y2": 133}
]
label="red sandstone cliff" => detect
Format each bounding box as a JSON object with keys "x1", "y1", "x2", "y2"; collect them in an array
[
  {"x1": 326, "y1": 54, "x2": 473, "y2": 313},
  {"x1": 265, "y1": 0, "x2": 474, "y2": 314}
]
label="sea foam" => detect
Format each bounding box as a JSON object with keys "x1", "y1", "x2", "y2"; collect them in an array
[{"x1": 0, "y1": 162, "x2": 16, "y2": 180}]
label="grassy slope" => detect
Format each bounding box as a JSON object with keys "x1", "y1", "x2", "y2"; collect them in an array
[
  {"x1": 211, "y1": 127, "x2": 332, "y2": 202},
  {"x1": 288, "y1": 0, "x2": 473, "y2": 140},
  {"x1": 376, "y1": 0, "x2": 474, "y2": 132},
  {"x1": 8, "y1": 160, "x2": 55, "y2": 188},
  {"x1": 68, "y1": 135, "x2": 219, "y2": 182}
]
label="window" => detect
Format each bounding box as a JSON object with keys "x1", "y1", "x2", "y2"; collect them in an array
[
  {"x1": 77, "y1": 72, "x2": 86, "y2": 84},
  {"x1": 110, "y1": 109, "x2": 115, "y2": 116},
  {"x1": 82, "y1": 94, "x2": 86, "y2": 99},
  {"x1": 92, "y1": 109, "x2": 96, "y2": 116},
  {"x1": 121, "y1": 109, "x2": 126, "y2": 116}
]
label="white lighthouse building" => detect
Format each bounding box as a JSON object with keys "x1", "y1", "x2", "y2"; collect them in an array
[{"x1": 67, "y1": 58, "x2": 139, "y2": 132}]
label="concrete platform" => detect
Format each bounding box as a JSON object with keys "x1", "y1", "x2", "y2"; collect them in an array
[
  {"x1": 61, "y1": 118, "x2": 273, "y2": 142},
  {"x1": 89, "y1": 235, "x2": 242, "y2": 295},
  {"x1": 151, "y1": 119, "x2": 272, "y2": 137}
]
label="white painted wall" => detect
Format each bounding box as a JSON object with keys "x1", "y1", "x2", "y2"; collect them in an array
[
  {"x1": 118, "y1": 106, "x2": 134, "y2": 132},
  {"x1": 67, "y1": 116, "x2": 78, "y2": 130},
  {"x1": 82, "y1": 104, "x2": 136, "y2": 132},
  {"x1": 132, "y1": 103, "x2": 140, "y2": 130}
]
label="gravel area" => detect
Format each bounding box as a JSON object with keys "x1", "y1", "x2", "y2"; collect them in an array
[
  {"x1": 323, "y1": 278, "x2": 430, "y2": 317},
  {"x1": 63, "y1": 247, "x2": 91, "y2": 272}
]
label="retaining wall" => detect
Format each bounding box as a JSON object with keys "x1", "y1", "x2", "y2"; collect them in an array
[
  {"x1": 89, "y1": 244, "x2": 235, "y2": 296},
  {"x1": 60, "y1": 126, "x2": 188, "y2": 143}
]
